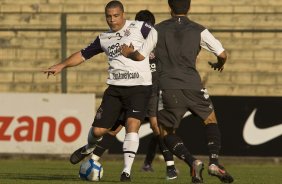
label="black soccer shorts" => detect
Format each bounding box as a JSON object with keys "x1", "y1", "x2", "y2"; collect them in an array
[
  {"x1": 158, "y1": 88, "x2": 214, "y2": 128},
  {"x1": 92, "y1": 85, "x2": 152, "y2": 129}
]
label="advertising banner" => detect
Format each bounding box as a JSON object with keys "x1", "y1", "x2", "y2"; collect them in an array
[{"x1": 0, "y1": 93, "x2": 94, "y2": 154}]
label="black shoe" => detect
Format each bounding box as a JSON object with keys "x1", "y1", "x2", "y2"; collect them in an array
[
  {"x1": 208, "y1": 164, "x2": 234, "y2": 183},
  {"x1": 69, "y1": 145, "x2": 93, "y2": 165},
  {"x1": 141, "y1": 163, "x2": 154, "y2": 172},
  {"x1": 166, "y1": 166, "x2": 177, "y2": 180},
  {"x1": 120, "y1": 172, "x2": 131, "y2": 182},
  {"x1": 191, "y1": 160, "x2": 204, "y2": 183}
]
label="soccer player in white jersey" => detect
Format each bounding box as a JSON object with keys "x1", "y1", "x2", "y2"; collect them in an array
[
  {"x1": 43, "y1": 1, "x2": 157, "y2": 182},
  {"x1": 89, "y1": 9, "x2": 178, "y2": 180}
]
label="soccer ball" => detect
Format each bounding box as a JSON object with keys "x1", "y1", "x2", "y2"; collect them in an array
[{"x1": 79, "y1": 158, "x2": 103, "y2": 181}]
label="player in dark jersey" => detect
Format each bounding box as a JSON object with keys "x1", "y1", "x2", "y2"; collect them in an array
[
  {"x1": 155, "y1": 1, "x2": 234, "y2": 183},
  {"x1": 120, "y1": 0, "x2": 234, "y2": 183}
]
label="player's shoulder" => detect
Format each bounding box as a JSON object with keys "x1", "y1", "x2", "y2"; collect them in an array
[
  {"x1": 156, "y1": 18, "x2": 205, "y2": 31},
  {"x1": 99, "y1": 30, "x2": 114, "y2": 39},
  {"x1": 155, "y1": 19, "x2": 170, "y2": 29},
  {"x1": 128, "y1": 20, "x2": 144, "y2": 28},
  {"x1": 189, "y1": 19, "x2": 206, "y2": 31}
]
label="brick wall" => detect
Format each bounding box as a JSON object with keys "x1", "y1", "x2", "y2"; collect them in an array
[{"x1": 0, "y1": 0, "x2": 281, "y2": 109}]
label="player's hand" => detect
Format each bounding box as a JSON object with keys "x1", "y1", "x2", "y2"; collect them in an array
[
  {"x1": 120, "y1": 43, "x2": 134, "y2": 58},
  {"x1": 208, "y1": 61, "x2": 224, "y2": 72},
  {"x1": 42, "y1": 63, "x2": 64, "y2": 78}
]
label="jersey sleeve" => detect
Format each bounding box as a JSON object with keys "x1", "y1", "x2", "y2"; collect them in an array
[
  {"x1": 140, "y1": 22, "x2": 154, "y2": 39},
  {"x1": 138, "y1": 27, "x2": 158, "y2": 58},
  {"x1": 80, "y1": 36, "x2": 104, "y2": 60},
  {"x1": 200, "y1": 29, "x2": 225, "y2": 56}
]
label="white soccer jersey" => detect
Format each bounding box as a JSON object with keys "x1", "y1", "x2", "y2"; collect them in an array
[{"x1": 81, "y1": 20, "x2": 155, "y2": 86}]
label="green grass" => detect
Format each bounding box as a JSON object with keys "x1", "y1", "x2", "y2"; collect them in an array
[{"x1": 0, "y1": 157, "x2": 281, "y2": 184}]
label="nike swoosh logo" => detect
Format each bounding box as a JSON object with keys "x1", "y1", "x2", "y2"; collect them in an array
[
  {"x1": 116, "y1": 111, "x2": 193, "y2": 142},
  {"x1": 243, "y1": 109, "x2": 282, "y2": 145}
]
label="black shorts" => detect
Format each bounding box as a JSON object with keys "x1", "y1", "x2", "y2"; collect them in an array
[
  {"x1": 92, "y1": 85, "x2": 152, "y2": 129},
  {"x1": 158, "y1": 88, "x2": 214, "y2": 128},
  {"x1": 110, "y1": 112, "x2": 125, "y2": 131}
]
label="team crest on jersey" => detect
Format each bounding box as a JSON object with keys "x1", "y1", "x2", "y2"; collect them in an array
[
  {"x1": 95, "y1": 107, "x2": 103, "y2": 120},
  {"x1": 124, "y1": 29, "x2": 131, "y2": 37}
]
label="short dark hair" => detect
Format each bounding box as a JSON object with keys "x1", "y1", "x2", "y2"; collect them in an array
[
  {"x1": 135, "y1": 10, "x2": 155, "y2": 25},
  {"x1": 168, "y1": 0, "x2": 191, "y2": 15},
  {"x1": 105, "y1": 0, "x2": 124, "y2": 12}
]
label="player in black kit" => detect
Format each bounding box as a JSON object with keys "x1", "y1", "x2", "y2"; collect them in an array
[{"x1": 121, "y1": 0, "x2": 234, "y2": 183}]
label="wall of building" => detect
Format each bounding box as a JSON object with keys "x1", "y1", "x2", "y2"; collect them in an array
[{"x1": 1, "y1": 0, "x2": 282, "y2": 109}]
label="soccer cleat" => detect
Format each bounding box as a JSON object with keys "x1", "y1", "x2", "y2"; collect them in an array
[
  {"x1": 120, "y1": 172, "x2": 131, "y2": 182},
  {"x1": 141, "y1": 163, "x2": 154, "y2": 172},
  {"x1": 166, "y1": 166, "x2": 177, "y2": 180},
  {"x1": 208, "y1": 164, "x2": 234, "y2": 183},
  {"x1": 190, "y1": 160, "x2": 204, "y2": 183},
  {"x1": 69, "y1": 145, "x2": 94, "y2": 165}
]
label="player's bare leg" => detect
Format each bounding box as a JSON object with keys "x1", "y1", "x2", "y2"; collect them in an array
[{"x1": 142, "y1": 117, "x2": 159, "y2": 172}]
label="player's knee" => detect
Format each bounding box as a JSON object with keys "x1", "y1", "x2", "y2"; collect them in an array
[
  {"x1": 159, "y1": 124, "x2": 174, "y2": 137},
  {"x1": 92, "y1": 127, "x2": 108, "y2": 137},
  {"x1": 126, "y1": 117, "x2": 141, "y2": 133}
]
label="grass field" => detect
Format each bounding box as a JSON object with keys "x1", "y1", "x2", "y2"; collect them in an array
[{"x1": 0, "y1": 156, "x2": 281, "y2": 184}]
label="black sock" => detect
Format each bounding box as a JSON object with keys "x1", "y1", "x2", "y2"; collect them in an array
[
  {"x1": 144, "y1": 135, "x2": 158, "y2": 165},
  {"x1": 93, "y1": 133, "x2": 115, "y2": 157},
  {"x1": 92, "y1": 145, "x2": 106, "y2": 157},
  {"x1": 205, "y1": 123, "x2": 221, "y2": 165},
  {"x1": 163, "y1": 134, "x2": 195, "y2": 168},
  {"x1": 158, "y1": 136, "x2": 174, "y2": 163}
]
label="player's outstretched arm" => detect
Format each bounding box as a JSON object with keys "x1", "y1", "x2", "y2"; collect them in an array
[
  {"x1": 208, "y1": 51, "x2": 227, "y2": 72},
  {"x1": 43, "y1": 51, "x2": 84, "y2": 78}
]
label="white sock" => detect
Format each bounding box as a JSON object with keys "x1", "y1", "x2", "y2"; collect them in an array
[
  {"x1": 91, "y1": 154, "x2": 100, "y2": 161},
  {"x1": 166, "y1": 160, "x2": 175, "y2": 166},
  {"x1": 122, "y1": 132, "x2": 139, "y2": 175}
]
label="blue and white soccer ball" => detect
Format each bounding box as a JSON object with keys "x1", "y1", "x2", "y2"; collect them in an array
[{"x1": 79, "y1": 158, "x2": 103, "y2": 181}]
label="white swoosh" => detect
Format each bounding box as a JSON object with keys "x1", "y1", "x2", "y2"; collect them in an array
[
  {"x1": 116, "y1": 111, "x2": 193, "y2": 142},
  {"x1": 243, "y1": 109, "x2": 282, "y2": 145}
]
